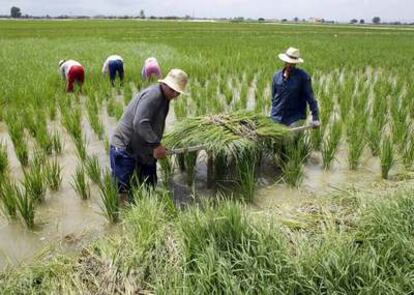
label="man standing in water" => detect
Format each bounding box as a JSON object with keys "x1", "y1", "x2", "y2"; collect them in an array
[
  {"x1": 110, "y1": 69, "x2": 188, "y2": 203},
  {"x1": 271, "y1": 47, "x2": 320, "y2": 128}
]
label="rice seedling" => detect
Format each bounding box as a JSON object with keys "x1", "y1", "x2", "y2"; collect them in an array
[
  {"x1": 379, "y1": 135, "x2": 395, "y2": 179},
  {"x1": 15, "y1": 187, "x2": 35, "y2": 229},
  {"x1": 99, "y1": 170, "x2": 120, "y2": 223},
  {"x1": 0, "y1": 178, "x2": 17, "y2": 220},
  {"x1": 184, "y1": 151, "x2": 198, "y2": 187},
  {"x1": 45, "y1": 157, "x2": 62, "y2": 191},
  {"x1": 84, "y1": 155, "x2": 102, "y2": 186},
  {"x1": 15, "y1": 142, "x2": 29, "y2": 167},
  {"x1": 237, "y1": 149, "x2": 257, "y2": 201},
  {"x1": 71, "y1": 165, "x2": 91, "y2": 200},
  {"x1": 87, "y1": 95, "x2": 104, "y2": 140},
  {"x1": 74, "y1": 137, "x2": 87, "y2": 161},
  {"x1": 51, "y1": 130, "x2": 63, "y2": 155},
  {"x1": 346, "y1": 113, "x2": 367, "y2": 170},
  {"x1": 321, "y1": 120, "x2": 342, "y2": 170},
  {"x1": 159, "y1": 157, "x2": 173, "y2": 188},
  {"x1": 23, "y1": 154, "x2": 47, "y2": 203},
  {"x1": 0, "y1": 141, "x2": 8, "y2": 176},
  {"x1": 402, "y1": 137, "x2": 414, "y2": 169},
  {"x1": 281, "y1": 139, "x2": 306, "y2": 187}
]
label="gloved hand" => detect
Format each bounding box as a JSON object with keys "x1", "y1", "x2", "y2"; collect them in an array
[
  {"x1": 311, "y1": 120, "x2": 321, "y2": 128},
  {"x1": 153, "y1": 145, "x2": 168, "y2": 159}
]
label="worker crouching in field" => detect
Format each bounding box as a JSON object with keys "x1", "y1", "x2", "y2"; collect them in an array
[
  {"x1": 102, "y1": 55, "x2": 124, "y2": 87},
  {"x1": 110, "y1": 69, "x2": 188, "y2": 203},
  {"x1": 271, "y1": 47, "x2": 320, "y2": 128},
  {"x1": 141, "y1": 57, "x2": 162, "y2": 80},
  {"x1": 59, "y1": 59, "x2": 85, "y2": 93}
]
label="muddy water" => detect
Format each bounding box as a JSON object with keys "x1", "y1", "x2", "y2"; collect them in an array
[
  {"x1": 0, "y1": 96, "x2": 395, "y2": 271},
  {"x1": 0, "y1": 119, "x2": 107, "y2": 271},
  {"x1": 252, "y1": 145, "x2": 382, "y2": 214}
]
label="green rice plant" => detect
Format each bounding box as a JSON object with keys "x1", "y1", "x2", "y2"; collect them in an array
[
  {"x1": 402, "y1": 138, "x2": 414, "y2": 169},
  {"x1": 379, "y1": 135, "x2": 395, "y2": 179},
  {"x1": 107, "y1": 97, "x2": 124, "y2": 120},
  {"x1": 15, "y1": 187, "x2": 35, "y2": 229},
  {"x1": 366, "y1": 117, "x2": 382, "y2": 156},
  {"x1": 0, "y1": 178, "x2": 17, "y2": 220},
  {"x1": 99, "y1": 170, "x2": 120, "y2": 223},
  {"x1": 282, "y1": 139, "x2": 306, "y2": 187},
  {"x1": 184, "y1": 151, "x2": 198, "y2": 187},
  {"x1": 87, "y1": 95, "x2": 104, "y2": 140},
  {"x1": 159, "y1": 157, "x2": 173, "y2": 188},
  {"x1": 85, "y1": 155, "x2": 102, "y2": 186},
  {"x1": 0, "y1": 141, "x2": 8, "y2": 176},
  {"x1": 321, "y1": 120, "x2": 342, "y2": 170},
  {"x1": 15, "y1": 142, "x2": 29, "y2": 167},
  {"x1": 71, "y1": 165, "x2": 91, "y2": 200},
  {"x1": 23, "y1": 154, "x2": 47, "y2": 203},
  {"x1": 123, "y1": 83, "x2": 133, "y2": 105},
  {"x1": 237, "y1": 149, "x2": 257, "y2": 201},
  {"x1": 51, "y1": 130, "x2": 63, "y2": 155},
  {"x1": 45, "y1": 157, "x2": 62, "y2": 191},
  {"x1": 74, "y1": 137, "x2": 87, "y2": 161},
  {"x1": 346, "y1": 113, "x2": 367, "y2": 170}
]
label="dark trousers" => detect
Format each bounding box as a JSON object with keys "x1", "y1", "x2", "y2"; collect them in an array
[
  {"x1": 109, "y1": 146, "x2": 157, "y2": 194},
  {"x1": 108, "y1": 60, "x2": 124, "y2": 86}
]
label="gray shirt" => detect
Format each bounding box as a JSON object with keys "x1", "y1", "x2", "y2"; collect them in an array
[{"x1": 110, "y1": 84, "x2": 170, "y2": 164}]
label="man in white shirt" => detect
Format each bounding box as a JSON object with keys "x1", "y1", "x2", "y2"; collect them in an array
[
  {"x1": 58, "y1": 59, "x2": 85, "y2": 92},
  {"x1": 102, "y1": 55, "x2": 124, "y2": 87}
]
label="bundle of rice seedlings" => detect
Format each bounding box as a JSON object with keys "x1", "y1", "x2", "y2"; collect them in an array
[
  {"x1": 23, "y1": 153, "x2": 47, "y2": 203},
  {"x1": 163, "y1": 111, "x2": 289, "y2": 162}
]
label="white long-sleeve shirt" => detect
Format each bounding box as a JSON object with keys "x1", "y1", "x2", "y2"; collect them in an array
[
  {"x1": 59, "y1": 60, "x2": 82, "y2": 79},
  {"x1": 102, "y1": 55, "x2": 124, "y2": 74}
]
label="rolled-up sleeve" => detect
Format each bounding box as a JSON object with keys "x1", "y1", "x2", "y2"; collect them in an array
[
  {"x1": 133, "y1": 96, "x2": 161, "y2": 147},
  {"x1": 303, "y1": 75, "x2": 319, "y2": 121}
]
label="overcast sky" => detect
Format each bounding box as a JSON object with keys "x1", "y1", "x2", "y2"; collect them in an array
[{"x1": 1, "y1": 0, "x2": 413, "y2": 22}]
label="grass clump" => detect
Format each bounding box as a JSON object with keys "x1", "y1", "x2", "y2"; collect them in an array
[{"x1": 15, "y1": 188, "x2": 35, "y2": 229}]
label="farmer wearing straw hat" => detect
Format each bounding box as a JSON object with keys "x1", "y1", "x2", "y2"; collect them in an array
[
  {"x1": 142, "y1": 57, "x2": 162, "y2": 80},
  {"x1": 58, "y1": 59, "x2": 85, "y2": 93},
  {"x1": 271, "y1": 47, "x2": 320, "y2": 128},
  {"x1": 110, "y1": 69, "x2": 188, "y2": 203},
  {"x1": 102, "y1": 55, "x2": 124, "y2": 87}
]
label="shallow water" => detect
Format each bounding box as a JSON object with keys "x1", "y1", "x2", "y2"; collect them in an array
[{"x1": 0, "y1": 102, "x2": 400, "y2": 271}]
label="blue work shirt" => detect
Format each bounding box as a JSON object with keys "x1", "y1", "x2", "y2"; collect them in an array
[{"x1": 271, "y1": 68, "x2": 319, "y2": 126}]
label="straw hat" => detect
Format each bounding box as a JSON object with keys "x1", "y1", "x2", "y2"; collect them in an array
[
  {"x1": 159, "y1": 69, "x2": 188, "y2": 94},
  {"x1": 278, "y1": 47, "x2": 304, "y2": 64},
  {"x1": 58, "y1": 59, "x2": 66, "y2": 67}
]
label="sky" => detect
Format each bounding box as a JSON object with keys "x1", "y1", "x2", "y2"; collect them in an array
[{"x1": 1, "y1": 0, "x2": 413, "y2": 22}]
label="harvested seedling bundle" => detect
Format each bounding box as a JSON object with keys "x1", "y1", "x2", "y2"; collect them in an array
[
  {"x1": 163, "y1": 111, "x2": 291, "y2": 199},
  {"x1": 164, "y1": 111, "x2": 290, "y2": 160}
]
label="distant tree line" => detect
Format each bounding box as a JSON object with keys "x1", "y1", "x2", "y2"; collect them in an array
[{"x1": 4, "y1": 7, "x2": 414, "y2": 25}]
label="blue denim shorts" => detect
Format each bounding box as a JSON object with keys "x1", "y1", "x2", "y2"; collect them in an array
[{"x1": 110, "y1": 146, "x2": 157, "y2": 193}]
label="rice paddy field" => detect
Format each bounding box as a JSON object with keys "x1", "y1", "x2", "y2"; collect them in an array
[{"x1": 1, "y1": 20, "x2": 414, "y2": 293}]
